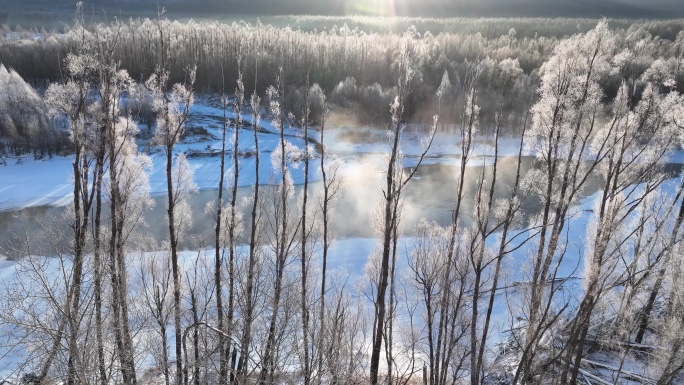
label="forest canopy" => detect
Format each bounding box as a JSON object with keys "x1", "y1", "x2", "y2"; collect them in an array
[{"x1": 1, "y1": 16, "x2": 683, "y2": 155}]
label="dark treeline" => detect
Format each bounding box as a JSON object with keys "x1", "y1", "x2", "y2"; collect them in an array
[{"x1": 1, "y1": 17, "x2": 684, "y2": 133}]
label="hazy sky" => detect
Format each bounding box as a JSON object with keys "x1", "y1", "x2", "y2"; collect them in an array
[{"x1": 339, "y1": 0, "x2": 684, "y2": 18}]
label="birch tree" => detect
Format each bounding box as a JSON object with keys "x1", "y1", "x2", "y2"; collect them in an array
[
  {"x1": 559, "y1": 79, "x2": 682, "y2": 383},
  {"x1": 257, "y1": 73, "x2": 301, "y2": 385},
  {"x1": 44, "y1": 41, "x2": 97, "y2": 385},
  {"x1": 236, "y1": 67, "x2": 263, "y2": 384},
  {"x1": 513, "y1": 21, "x2": 615, "y2": 384},
  {"x1": 146, "y1": 16, "x2": 196, "y2": 378},
  {"x1": 369, "y1": 34, "x2": 436, "y2": 385}
]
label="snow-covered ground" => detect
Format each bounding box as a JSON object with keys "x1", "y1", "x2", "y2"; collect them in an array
[
  {"x1": 0, "y1": 99, "x2": 525, "y2": 378},
  {"x1": 1, "y1": 99, "x2": 682, "y2": 382},
  {"x1": 0, "y1": 98, "x2": 524, "y2": 211}
]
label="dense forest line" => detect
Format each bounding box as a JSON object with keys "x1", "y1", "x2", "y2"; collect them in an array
[
  {"x1": 2, "y1": 14, "x2": 684, "y2": 385},
  {"x1": 1, "y1": 16, "x2": 684, "y2": 155}
]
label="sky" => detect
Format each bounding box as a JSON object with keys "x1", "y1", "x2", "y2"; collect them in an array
[
  {"x1": 340, "y1": 0, "x2": 683, "y2": 18},
  {"x1": 176, "y1": 0, "x2": 684, "y2": 18}
]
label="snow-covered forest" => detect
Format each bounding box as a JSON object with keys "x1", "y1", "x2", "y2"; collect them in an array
[{"x1": 1, "y1": 8, "x2": 684, "y2": 385}]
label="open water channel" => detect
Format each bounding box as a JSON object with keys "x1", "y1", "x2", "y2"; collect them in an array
[{"x1": 0, "y1": 155, "x2": 680, "y2": 259}]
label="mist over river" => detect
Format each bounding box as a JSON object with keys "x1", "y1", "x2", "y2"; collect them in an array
[{"x1": 0, "y1": 155, "x2": 633, "y2": 258}]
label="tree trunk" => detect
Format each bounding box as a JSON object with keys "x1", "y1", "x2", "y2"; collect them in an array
[
  {"x1": 167, "y1": 145, "x2": 184, "y2": 385},
  {"x1": 215, "y1": 76, "x2": 228, "y2": 385},
  {"x1": 237, "y1": 93, "x2": 261, "y2": 383},
  {"x1": 300, "y1": 86, "x2": 311, "y2": 385}
]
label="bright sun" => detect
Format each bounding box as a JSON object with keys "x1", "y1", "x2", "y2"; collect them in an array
[
  {"x1": 343, "y1": 0, "x2": 452, "y2": 18},
  {"x1": 345, "y1": 0, "x2": 397, "y2": 16}
]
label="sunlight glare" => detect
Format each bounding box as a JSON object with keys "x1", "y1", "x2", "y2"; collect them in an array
[{"x1": 345, "y1": 0, "x2": 397, "y2": 17}]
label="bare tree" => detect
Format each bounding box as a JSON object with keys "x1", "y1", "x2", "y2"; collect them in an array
[
  {"x1": 513, "y1": 21, "x2": 615, "y2": 384},
  {"x1": 315, "y1": 96, "x2": 342, "y2": 385},
  {"x1": 297, "y1": 78, "x2": 314, "y2": 385},
  {"x1": 559, "y1": 79, "x2": 682, "y2": 383},
  {"x1": 43, "y1": 17, "x2": 96, "y2": 384},
  {"x1": 468, "y1": 61, "x2": 528, "y2": 385},
  {"x1": 369, "y1": 34, "x2": 437, "y2": 385},
  {"x1": 139, "y1": 254, "x2": 174, "y2": 385},
  {"x1": 147, "y1": 12, "x2": 196, "y2": 382},
  {"x1": 236, "y1": 60, "x2": 263, "y2": 383},
  {"x1": 258, "y1": 72, "x2": 301, "y2": 385}
]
